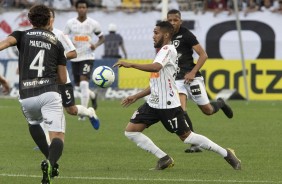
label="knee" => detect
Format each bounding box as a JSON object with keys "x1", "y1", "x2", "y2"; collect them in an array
[{"x1": 65, "y1": 106, "x2": 77, "y2": 115}]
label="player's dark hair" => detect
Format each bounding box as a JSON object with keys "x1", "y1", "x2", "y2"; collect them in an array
[
  {"x1": 75, "y1": 0, "x2": 89, "y2": 8},
  {"x1": 156, "y1": 21, "x2": 174, "y2": 37},
  {"x1": 167, "y1": 9, "x2": 181, "y2": 18},
  {"x1": 28, "y1": 5, "x2": 51, "y2": 28}
]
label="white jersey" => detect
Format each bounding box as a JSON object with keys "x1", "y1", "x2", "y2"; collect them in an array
[
  {"x1": 53, "y1": 28, "x2": 76, "y2": 84},
  {"x1": 64, "y1": 17, "x2": 103, "y2": 62},
  {"x1": 147, "y1": 44, "x2": 180, "y2": 109}
]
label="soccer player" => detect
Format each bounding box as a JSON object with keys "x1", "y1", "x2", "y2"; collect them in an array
[
  {"x1": 50, "y1": 9, "x2": 99, "y2": 130},
  {"x1": 0, "y1": 5, "x2": 67, "y2": 184},
  {"x1": 113, "y1": 21, "x2": 241, "y2": 171},
  {"x1": 167, "y1": 9, "x2": 234, "y2": 153},
  {"x1": 64, "y1": 0, "x2": 105, "y2": 117},
  {"x1": 0, "y1": 75, "x2": 10, "y2": 95}
]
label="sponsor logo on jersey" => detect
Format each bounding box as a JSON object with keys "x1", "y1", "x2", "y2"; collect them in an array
[
  {"x1": 168, "y1": 79, "x2": 174, "y2": 97},
  {"x1": 74, "y1": 35, "x2": 90, "y2": 42},
  {"x1": 150, "y1": 72, "x2": 160, "y2": 78},
  {"x1": 176, "y1": 35, "x2": 182, "y2": 39},
  {"x1": 21, "y1": 78, "x2": 54, "y2": 89}
]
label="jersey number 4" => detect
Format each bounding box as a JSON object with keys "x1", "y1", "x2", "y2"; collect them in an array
[{"x1": 30, "y1": 49, "x2": 46, "y2": 77}]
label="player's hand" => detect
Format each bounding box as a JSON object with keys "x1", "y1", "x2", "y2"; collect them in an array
[
  {"x1": 113, "y1": 61, "x2": 131, "y2": 68},
  {"x1": 121, "y1": 96, "x2": 137, "y2": 107},
  {"x1": 184, "y1": 72, "x2": 195, "y2": 84},
  {"x1": 90, "y1": 44, "x2": 96, "y2": 50}
]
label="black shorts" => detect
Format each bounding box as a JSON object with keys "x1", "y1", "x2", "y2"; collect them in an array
[
  {"x1": 130, "y1": 103, "x2": 190, "y2": 135},
  {"x1": 58, "y1": 83, "x2": 75, "y2": 107},
  {"x1": 71, "y1": 60, "x2": 94, "y2": 84}
]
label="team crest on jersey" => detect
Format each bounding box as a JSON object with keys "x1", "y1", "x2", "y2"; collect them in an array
[{"x1": 173, "y1": 40, "x2": 180, "y2": 48}]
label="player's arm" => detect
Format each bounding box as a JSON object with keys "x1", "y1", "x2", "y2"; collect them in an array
[
  {"x1": 121, "y1": 87, "x2": 151, "y2": 107},
  {"x1": 184, "y1": 44, "x2": 208, "y2": 83},
  {"x1": 91, "y1": 35, "x2": 105, "y2": 50},
  {"x1": 0, "y1": 36, "x2": 17, "y2": 51},
  {"x1": 65, "y1": 50, "x2": 77, "y2": 59},
  {"x1": 57, "y1": 65, "x2": 67, "y2": 84},
  {"x1": 113, "y1": 61, "x2": 162, "y2": 72}
]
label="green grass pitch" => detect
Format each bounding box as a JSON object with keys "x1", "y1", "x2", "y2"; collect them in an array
[{"x1": 0, "y1": 98, "x2": 282, "y2": 184}]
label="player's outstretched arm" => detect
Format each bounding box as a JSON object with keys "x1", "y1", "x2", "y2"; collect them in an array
[
  {"x1": 121, "y1": 87, "x2": 150, "y2": 107},
  {"x1": 0, "y1": 36, "x2": 17, "y2": 51}
]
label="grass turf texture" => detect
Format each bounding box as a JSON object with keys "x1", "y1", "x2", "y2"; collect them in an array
[{"x1": 0, "y1": 98, "x2": 281, "y2": 184}]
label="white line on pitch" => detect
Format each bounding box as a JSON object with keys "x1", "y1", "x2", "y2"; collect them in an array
[{"x1": 0, "y1": 173, "x2": 281, "y2": 183}]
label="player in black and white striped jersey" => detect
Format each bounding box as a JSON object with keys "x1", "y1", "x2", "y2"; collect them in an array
[
  {"x1": 113, "y1": 21, "x2": 241, "y2": 171},
  {"x1": 0, "y1": 4, "x2": 67, "y2": 183}
]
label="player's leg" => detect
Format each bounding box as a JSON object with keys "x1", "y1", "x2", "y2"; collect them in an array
[
  {"x1": 124, "y1": 103, "x2": 173, "y2": 170},
  {"x1": 175, "y1": 80, "x2": 195, "y2": 132},
  {"x1": 78, "y1": 60, "x2": 94, "y2": 112},
  {"x1": 174, "y1": 110, "x2": 241, "y2": 170},
  {"x1": 19, "y1": 97, "x2": 50, "y2": 158},
  {"x1": 59, "y1": 83, "x2": 100, "y2": 129},
  {"x1": 192, "y1": 77, "x2": 233, "y2": 118},
  {"x1": 176, "y1": 80, "x2": 201, "y2": 153},
  {"x1": 41, "y1": 92, "x2": 66, "y2": 182}
]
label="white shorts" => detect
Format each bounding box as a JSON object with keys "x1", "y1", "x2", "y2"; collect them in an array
[
  {"x1": 19, "y1": 92, "x2": 66, "y2": 133},
  {"x1": 176, "y1": 77, "x2": 210, "y2": 105}
]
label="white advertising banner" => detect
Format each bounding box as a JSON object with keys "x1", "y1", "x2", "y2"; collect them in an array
[{"x1": 0, "y1": 10, "x2": 282, "y2": 59}]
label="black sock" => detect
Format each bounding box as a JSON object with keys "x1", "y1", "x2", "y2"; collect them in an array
[
  {"x1": 48, "y1": 138, "x2": 64, "y2": 167},
  {"x1": 29, "y1": 124, "x2": 49, "y2": 158},
  {"x1": 183, "y1": 111, "x2": 194, "y2": 132},
  {"x1": 210, "y1": 101, "x2": 221, "y2": 114}
]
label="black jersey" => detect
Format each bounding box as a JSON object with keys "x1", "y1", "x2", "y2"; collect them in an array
[
  {"x1": 172, "y1": 26, "x2": 201, "y2": 80},
  {"x1": 10, "y1": 28, "x2": 66, "y2": 99}
]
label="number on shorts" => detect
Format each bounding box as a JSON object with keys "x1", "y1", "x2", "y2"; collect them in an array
[
  {"x1": 30, "y1": 49, "x2": 45, "y2": 77},
  {"x1": 168, "y1": 117, "x2": 178, "y2": 130},
  {"x1": 83, "y1": 64, "x2": 90, "y2": 73}
]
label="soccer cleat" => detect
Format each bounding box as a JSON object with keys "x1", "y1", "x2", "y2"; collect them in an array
[
  {"x1": 41, "y1": 160, "x2": 52, "y2": 184},
  {"x1": 88, "y1": 107, "x2": 100, "y2": 130},
  {"x1": 155, "y1": 155, "x2": 174, "y2": 170},
  {"x1": 224, "y1": 148, "x2": 241, "y2": 170},
  {"x1": 184, "y1": 145, "x2": 202, "y2": 153},
  {"x1": 217, "y1": 98, "x2": 233, "y2": 119},
  {"x1": 51, "y1": 163, "x2": 59, "y2": 178},
  {"x1": 91, "y1": 92, "x2": 98, "y2": 110}
]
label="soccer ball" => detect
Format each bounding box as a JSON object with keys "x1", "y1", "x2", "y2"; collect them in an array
[{"x1": 92, "y1": 66, "x2": 115, "y2": 88}]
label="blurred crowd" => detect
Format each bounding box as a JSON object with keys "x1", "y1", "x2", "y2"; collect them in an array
[{"x1": 0, "y1": 0, "x2": 281, "y2": 15}]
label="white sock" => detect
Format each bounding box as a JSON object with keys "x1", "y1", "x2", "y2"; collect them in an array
[
  {"x1": 76, "y1": 105, "x2": 91, "y2": 117},
  {"x1": 125, "y1": 131, "x2": 167, "y2": 159},
  {"x1": 89, "y1": 89, "x2": 96, "y2": 99},
  {"x1": 40, "y1": 123, "x2": 51, "y2": 145},
  {"x1": 184, "y1": 132, "x2": 227, "y2": 157},
  {"x1": 79, "y1": 81, "x2": 90, "y2": 107}
]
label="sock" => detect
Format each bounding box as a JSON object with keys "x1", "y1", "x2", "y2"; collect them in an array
[
  {"x1": 29, "y1": 124, "x2": 49, "y2": 158},
  {"x1": 210, "y1": 102, "x2": 220, "y2": 113},
  {"x1": 89, "y1": 89, "x2": 96, "y2": 99},
  {"x1": 79, "y1": 81, "x2": 90, "y2": 107},
  {"x1": 76, "y1": 105, "x2": 91, "y2": 117},
  {"x1": 184, "y1": 132, "x2": 227, "y2": 157},
  {"x1": 48, "y1": 138, "x2": 64, "y2": 167},
  {"x1": 183, "y1": 111, "x2": 194, "y2": 132},
  {"x1": 40, "y1": 123, "x2": 51, "y2": 145},
  {"x1": 125, "y1": 131, "x2": 167, "y2": 159}
]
